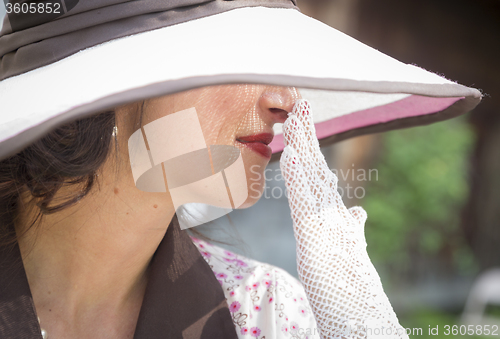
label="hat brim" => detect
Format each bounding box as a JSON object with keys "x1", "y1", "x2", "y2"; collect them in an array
[{"x1": 0, "y1": 7, "x2": 481, "y2": 160}]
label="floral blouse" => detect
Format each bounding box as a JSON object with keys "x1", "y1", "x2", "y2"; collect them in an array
[{"x1": 191, "y1": 237, "x2": 321, "y2": 339}]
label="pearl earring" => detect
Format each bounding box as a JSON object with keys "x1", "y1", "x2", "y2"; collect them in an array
[{"x1": 38, "y1": 317, "x2": 48, "y2": 339}]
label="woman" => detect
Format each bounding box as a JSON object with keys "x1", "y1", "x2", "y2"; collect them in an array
[
  {"x1": 0, "y1": 1, "x2": 481, "y2": 338},
  {"x1": 2, "y1": 85, "x2": 314, "y2": 338}
]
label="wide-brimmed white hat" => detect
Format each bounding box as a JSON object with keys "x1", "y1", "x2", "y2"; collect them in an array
[{"x1": 0, "y1": 0, "x2": 481, "y2": 160}]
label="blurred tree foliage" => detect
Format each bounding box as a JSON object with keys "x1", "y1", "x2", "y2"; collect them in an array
[{"x1": 362, "y1": 115, "x2": 478, "y2": 277}]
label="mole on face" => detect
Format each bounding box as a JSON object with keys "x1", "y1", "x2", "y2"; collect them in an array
[
  {"x1": 153, "y1": 204, "x2": 158, "y2": 209},
  {"x1": 114, "y1": 188, "x2": 119, "y2": 194}
]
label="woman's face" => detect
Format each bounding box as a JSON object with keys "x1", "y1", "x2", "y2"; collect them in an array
[{"x1": 123, "y1": 84, "x2": 300, "y2": 209}]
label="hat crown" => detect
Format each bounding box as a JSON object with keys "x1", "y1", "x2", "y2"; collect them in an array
[{"x1": 0, "y1": 0, "x2": 298, "y2": 81}]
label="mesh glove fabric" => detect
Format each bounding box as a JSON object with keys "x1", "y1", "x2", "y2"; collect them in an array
[{"x1": 280, "y1": 100, "x2": 409, "y2": 339}]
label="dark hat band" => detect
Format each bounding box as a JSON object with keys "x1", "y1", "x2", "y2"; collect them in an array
[{"x1": 0, "y1": 0, "x2": 298, "y2": 81}]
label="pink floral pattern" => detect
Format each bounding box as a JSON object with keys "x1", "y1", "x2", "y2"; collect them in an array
[
  {"x1": 191, "y1": 237, "x2": 320, "y2": 339},
  {"x1": 230, "y1": 301, "x2": 241, "y2": 313}
]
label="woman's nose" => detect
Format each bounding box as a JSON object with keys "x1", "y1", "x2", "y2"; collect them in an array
[{"x1": 258, "y1": 86, "x2": 301, "y2": 124}]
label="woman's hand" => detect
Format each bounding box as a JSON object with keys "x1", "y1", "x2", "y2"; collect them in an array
[{"x1": 280, "y1": 100, "x2": 409, "y2": 339}]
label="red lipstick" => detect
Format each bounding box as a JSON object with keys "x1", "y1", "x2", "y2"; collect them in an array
[{"x1": 236, "y1": 133, "x2": 274, "y2": 159}]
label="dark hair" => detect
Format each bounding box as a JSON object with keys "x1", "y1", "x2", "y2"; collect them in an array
[{"x1": 0, "y1": 111, "x2": 116, "y2": 246}]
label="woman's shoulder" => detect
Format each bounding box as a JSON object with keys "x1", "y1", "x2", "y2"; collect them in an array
[{"x1": 191, "y1": 237, "x2": 320, "y2": 339}]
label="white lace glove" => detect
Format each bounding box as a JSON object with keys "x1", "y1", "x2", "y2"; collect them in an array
[{"x1": 280, "y1": 100, "x2": 409, "y2": 339}]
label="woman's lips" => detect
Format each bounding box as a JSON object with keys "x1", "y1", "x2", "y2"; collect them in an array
[{"x1": 236, "y1": 133, "x2": 273, "y2": 159}]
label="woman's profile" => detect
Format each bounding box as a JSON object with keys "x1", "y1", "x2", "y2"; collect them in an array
[{"x1": 0, "y1": 1, "x2": 481, "y2": 338}]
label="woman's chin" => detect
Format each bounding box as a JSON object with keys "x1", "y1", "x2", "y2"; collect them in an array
[
  {"x1": 237, "y1": 184, "x2": 265, "y2": 209},
  {"x1": 237, "y1": 154, "x2": 268, "y2": 209},
  {"x1": 237, "y1": 198, "x2": 259, "y2": 209}
]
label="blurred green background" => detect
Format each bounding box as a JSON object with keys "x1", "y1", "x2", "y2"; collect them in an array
[
  {"x1": 362, "y1": 116, "x2": 480, "y2": 338},
  {"x1": 364, "y1": 116, "x2": 476, "y2": 278}
]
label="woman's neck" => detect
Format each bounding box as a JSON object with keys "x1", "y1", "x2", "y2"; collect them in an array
[{"x1": 16, "y1": 165, "x2": 176, "y2": 338}]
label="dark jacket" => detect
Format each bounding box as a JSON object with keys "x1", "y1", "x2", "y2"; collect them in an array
[{"x1": 0, "y1": 215, "x2": 237, "y2": 339}]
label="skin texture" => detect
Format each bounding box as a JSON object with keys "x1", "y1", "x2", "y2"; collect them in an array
[{"x1": 15, "y1": 84, "x2": 300, "y2": 338}]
